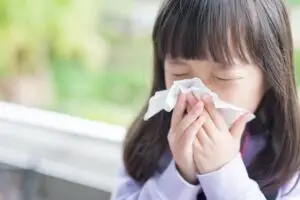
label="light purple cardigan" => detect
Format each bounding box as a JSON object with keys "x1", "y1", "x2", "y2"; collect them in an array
[{"x1": 111, "y1": 134, "x2": 300, "y2": 200}]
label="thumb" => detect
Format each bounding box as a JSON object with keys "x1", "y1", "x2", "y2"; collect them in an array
[{"x1": 230, "y1": 113, "x2": 252, "y2": 140}]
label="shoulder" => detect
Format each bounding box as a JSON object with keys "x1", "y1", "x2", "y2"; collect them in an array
[
  {"x1": 278, "y1": 172, "x2": 300, "y2": 198},
  {"x1": 157, "y1": 150, "x2": 173, "y2": 173}
]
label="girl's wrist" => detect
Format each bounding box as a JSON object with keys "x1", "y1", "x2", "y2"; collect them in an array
[{"x1": 175, "y1": 164, "x2": 198, "y2": 184}]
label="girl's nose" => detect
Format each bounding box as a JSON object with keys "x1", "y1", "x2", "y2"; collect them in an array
[{"x1": 197, "y1": 76, "x2": 213, "y2": 90}]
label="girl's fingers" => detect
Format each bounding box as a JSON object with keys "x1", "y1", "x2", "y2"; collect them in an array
[
  {"x1": 196, "y1": 125, "x2": 211, "y2": 147},
  {"x1": 180, "y1": 116, "x2": 206, "y2": 147},
  {"x1": 193, "y1": 137, "x2": 203, "y2": 153},
  {"x1": 230, "y1": 113, "x2": 252, "y2": 140},
  {"x1": 176, "y1": 101, "x2": 204, "y2": 137},
  {"x1": 171, "y1": 94, "x2": 187, "y2": 127},
  {"x1": 202, "y1": 94, "x2": 228, "y2": 131},
  {"x1": 187, "y1": 92, "x2": 198, "y2": 112},
  {"x1": 202, "y1": 110, "x2": 219, "y2": 139},
  {"x1": 173, "y1": 101, "x2": 204, "y2": 145}
]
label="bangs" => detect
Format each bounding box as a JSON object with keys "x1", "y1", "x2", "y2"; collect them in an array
[{"x1": 153, "y1": 0, "x2": 260, "y2": 66}]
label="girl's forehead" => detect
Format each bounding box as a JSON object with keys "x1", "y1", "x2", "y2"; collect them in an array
[
  {"x1": 153, "y1": 0, "x2": 266, "y2": 67},
  {"x1": 165, "y1": 55, "x2": 251, "y2": 68},
  {"x1": 163, "y1": 39, "x2": 253, "y2": 66}
]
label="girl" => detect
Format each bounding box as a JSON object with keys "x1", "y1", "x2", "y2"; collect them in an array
[{"x1": 112, "y1": 0, "x2": 300, "y2": 199}]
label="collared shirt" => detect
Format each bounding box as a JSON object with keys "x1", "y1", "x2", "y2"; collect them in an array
[{"x1": 111, "y1": 134, "x2": 300, "y2": 200}]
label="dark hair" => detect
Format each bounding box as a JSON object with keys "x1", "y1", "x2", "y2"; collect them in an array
[{"x1": 123, "y1": 0, "x2": 300, "y2": 193}]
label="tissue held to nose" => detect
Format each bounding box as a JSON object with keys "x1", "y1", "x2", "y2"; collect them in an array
[{"x1": 144, "y1": 78, "x2": 255, "y2": 127}]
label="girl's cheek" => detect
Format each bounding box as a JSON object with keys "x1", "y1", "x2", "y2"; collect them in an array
[{"x1": 164, "y1": 75, "x2": 173, "y2": 89}]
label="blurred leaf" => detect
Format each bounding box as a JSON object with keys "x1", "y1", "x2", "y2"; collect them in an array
[
  {"x1": 55, "y1": 0, "x2": 72, "y2": 6},
  {"x1": 0, "y1": 0, "x2": 8, "y2": 27},
  {"x1": 289, "y1": 0, "x2": 300, "y2": 5}
]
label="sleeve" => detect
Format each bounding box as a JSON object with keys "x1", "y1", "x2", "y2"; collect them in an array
[
  {"x1": 196, "y1": 153, "x2": 300, "y2": 200},
  {"x1": 277, "y1": 172, "x2": 300, "y2": 200},
  {"x1": 111, "y1": 160, "x2": 201, "y2": 200},
  {"x1": 197, "y1": 153, "x2": 266, "y2": 200}
]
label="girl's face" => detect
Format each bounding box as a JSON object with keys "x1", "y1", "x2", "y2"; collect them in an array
[{"x1": 164, "y1": 58, "x2": 266, "y2": 113}]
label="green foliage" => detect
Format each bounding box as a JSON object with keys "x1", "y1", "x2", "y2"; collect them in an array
[
  {"x1": 289, "y1": 0, "x2": 300, "y2": 5},
  {"x1": 50, "y1": 37, "x2": 152, "y2": 126},
  {"x1": 0, "y1": 0, "x2": 110, "y2": 76},
  {"x1": 0, "y1": 0, "x2": 139, "y2": 126},
  {"x1": 0, "y1": 0, "x2": 299, "y2": 127}
]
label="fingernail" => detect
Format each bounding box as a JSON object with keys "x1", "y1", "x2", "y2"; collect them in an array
[
  {"x1": 197, "y1": 120, "x2": 204, "y2": 125},
  {"x1": 245, "y1": 113, "x2": 254, "y2": 122},
  {"x1": 202, "y1": 94, "x2": 211, "y2": 101}
]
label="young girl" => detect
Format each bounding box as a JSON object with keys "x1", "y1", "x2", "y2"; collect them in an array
[{"x1": 112, "y1": 0, "x2": 300, "y2": 199}]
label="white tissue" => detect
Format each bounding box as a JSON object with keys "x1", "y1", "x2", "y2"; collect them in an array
[{"x1": 144, "y1": 78, "x2": 255, "y2": 127}]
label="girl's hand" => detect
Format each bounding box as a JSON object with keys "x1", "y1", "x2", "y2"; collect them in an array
[
  {"x1": 187, "y1": 93, "x2": 251, "y2": 174},
  {"x1": 168, "y1": 93, "x2": 206, "y2": 183},
  {"x1": 193, "y1": 94, "x2": 252, "y2": 174}
]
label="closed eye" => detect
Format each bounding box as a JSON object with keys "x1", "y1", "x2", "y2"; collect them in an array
[
  {"x1": 173, "y1": 73, "x2": 189, "y2": 77},
  {"x1": 215, "y1": 76, "x2": 242, "y2": 81}
]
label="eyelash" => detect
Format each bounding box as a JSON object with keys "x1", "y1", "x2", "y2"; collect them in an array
[
  {"x1": 214, "y1": 76, "x2": 236, "y2": 82},
  {"x1": 172, "y1": 74, "x2": 237, "y2": 83},
  {"x1": 173, "y1": 74, "x2": 188, "y2": 78}
]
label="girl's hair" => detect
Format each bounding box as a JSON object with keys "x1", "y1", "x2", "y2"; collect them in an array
[{"x1": 123, "y1": 0, "x2": 300, "y2": 193}]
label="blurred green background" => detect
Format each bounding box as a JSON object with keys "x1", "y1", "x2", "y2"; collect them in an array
[
  {"x1": 0, "y1": 0, "x2": 299, "y2": 127},
  {"x1": 290, "y1": 0, "x2": 300, "y2": 5}
]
